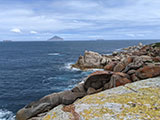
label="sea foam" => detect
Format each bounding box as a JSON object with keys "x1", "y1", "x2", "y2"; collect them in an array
[
  {"x1": 48, "y1": 53, "x2": 60, "y2": 56},
  {"x1": 0, "y1": 109, "x2": 15, "y2": 120}
]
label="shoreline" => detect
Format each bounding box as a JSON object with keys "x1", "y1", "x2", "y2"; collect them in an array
[{"x1": 16, "y1": 42, "x2": 160, "y2": 120}]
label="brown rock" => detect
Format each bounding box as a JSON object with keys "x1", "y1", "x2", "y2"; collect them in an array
[
  {"x1": 123, "y1": 56, "x2": 144, "y2": 73},
  {"x1": 110, "y1": 74, "x2": 131, "y2": 87},
  {"x1": 113, "y1": 62, "x2": 125, "y2": 72},
  {"x1": 16, "y1": 90, "x2": 85, "y2": 120},
  {"x1": 71, "y1": 83, "x2": 86, "y2": 93},
  {"x1": 104, "y1": 62, "x2": 117, "y2": 71},
  {"x1": 16, "y1": 93, "x2": 61, "y2": 120},
  {"x1": 127, "y1": 70, "x2": 136, "y2": 75},
  {"x1": 59, "y1": 91, "x2": 85, "y2": 105},
  {"x1": 103, "y1": 79, "x2": 116, "y2": 89},
  {"x1": 114, "y1": 72, "x2": 130, "y2": 79},
  {"x1": 91, "y1": 81, "x2": 102, "y2": 89},
  {"x1": 136, "y1": 66, "x2": 160, "y2": 79},
  {"x1": 96, "y1": 87, "x2": 103, "y2": 93},
  {"x1": 152, "y1": 56, "x2": 160, "y2": 62},
  {"x1": 116, "y1": 78, "x2": 132, "y2": 87},
  {"x1": 73, "y1": 51, "x2": 105, "y2": 69},
  {"x1": 123, "y1": 57, "x2": 133, "y2": 66},
  {"x1": 87, "y1": 87, "x2": 97, "y2": 95},
  {"x1": 132, "y1": 51, "x2": 147, "y2": 56},
  {"x1": 131, "y1": 74, "x2": 140, "y2": 82},
  {"x1": 84, "y1": 71, "x2": 113, "y2": 90}
]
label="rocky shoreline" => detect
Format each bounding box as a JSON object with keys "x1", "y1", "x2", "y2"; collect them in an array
[{"x1": 16, "y1": 42, "x2": 160, "y2": 120}]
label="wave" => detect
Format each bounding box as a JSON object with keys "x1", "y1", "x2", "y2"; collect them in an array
[
  {"x1": 115, "y1": 48, "x2": 123, "y2": 52},
  {"x1": 48, "y1": 53, "x2": 60, "y2": 56},
  {"x1": 64, "y1": 63, "x2": 81, "y2": 71},
  {"x1": 0, "y1": 109, "x2": 15, "y2": 120},
  {"x1": 64, "y1": 62, "x2": 104, "y2": 72}
]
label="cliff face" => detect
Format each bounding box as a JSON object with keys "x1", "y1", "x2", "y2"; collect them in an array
[{"x1": 42, "y1": 77, "x2": 160, "y2": 120}]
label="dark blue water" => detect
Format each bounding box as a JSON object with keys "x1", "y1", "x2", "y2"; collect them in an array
[{"x1": 0, "y1": 40, "x2": 158, "y2": 119}]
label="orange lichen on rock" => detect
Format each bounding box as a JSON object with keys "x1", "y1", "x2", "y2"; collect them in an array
[{"x1": 62, "y1": 104, "x2": 80, "y2": 120}]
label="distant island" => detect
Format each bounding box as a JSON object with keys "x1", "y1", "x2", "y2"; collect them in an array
[
  {"x1": 96, "y1": 39, "x2": 105, "y2": 41},
  {"x1": 47, "y1": 36, "x2": 64, "y2": 41},
  {"x1": 2, "y1": 40, "x2": 13, "y2": 42}
]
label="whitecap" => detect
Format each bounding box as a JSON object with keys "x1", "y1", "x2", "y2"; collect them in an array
[
  {"x1": 0, "y1": 109, "x2": 15, "y2": 120},
  {"x1": 64, "y1": 63, "x2": 81, "y2": 71},
  {"x1": 115, "y1": 48, "x2": 123, "y2": 52},
  {"x1": 88, "y1": 68, "x2": 104, "y2": 72},
  {"x1": 63, "y1": 63, "x2": 105, "y2": 72},
  {"x1": 48, "y1": 53, "x2": 60, "y2": 56}
]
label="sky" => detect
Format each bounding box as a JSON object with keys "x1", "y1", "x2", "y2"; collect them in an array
[{"x1": 0, "y1": 0, "x2": 160, "y2": 41}]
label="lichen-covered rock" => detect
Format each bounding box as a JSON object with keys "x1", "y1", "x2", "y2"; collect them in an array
[{"x1": 42, "y1": 77, "x2": 160, "y2": 120}]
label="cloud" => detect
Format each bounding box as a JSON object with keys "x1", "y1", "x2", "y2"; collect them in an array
[
  {"x1": 1, "y1": 0, "x2": 160, "y2": 40},
  {"x1": 126, "y1": 34, "x2": 136, "y2": 37},
  {"x1": 10, "y1": 28, "x2": 21, "y2": 33},
  {"x1": 30, "y1": 30, "x2": 38, "y2": 34}
]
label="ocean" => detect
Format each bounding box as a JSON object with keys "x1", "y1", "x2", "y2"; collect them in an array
[{"x1": 0, "y1": 40, "x2": 158, "y2": 120}]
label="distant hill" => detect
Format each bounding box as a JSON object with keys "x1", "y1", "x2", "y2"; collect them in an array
[{"x1": 47, "y1": 36, "x2": 64, "y2": 41}]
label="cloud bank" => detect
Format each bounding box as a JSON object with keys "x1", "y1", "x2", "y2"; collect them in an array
[{"x1": 0, "y1": 0, "x2": 160, "y2": 41}]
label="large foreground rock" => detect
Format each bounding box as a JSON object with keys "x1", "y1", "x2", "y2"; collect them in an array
[
  {"x1": 16, "y1": 90, "x2": 85, "y2": 120},
  {"x1": 42, "y1": 77, "x2": 160, "y2": 120}
]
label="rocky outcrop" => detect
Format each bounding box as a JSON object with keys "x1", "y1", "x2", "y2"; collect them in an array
[
  {"x1": 72, "y1": 51, "x2": 111, "y2": 70},
  {"x1": 42, "y1": 77, "x2": 160, "y2": 120},
  {"x1": 17, "y1": 65, "x2": 160, "y2": 120},
  {"x1": 72, "y1": 42, "x2": 160, "y2": 70},
  {"x1": 16, "y1": 90, "x2": 85, "y2": 120}
]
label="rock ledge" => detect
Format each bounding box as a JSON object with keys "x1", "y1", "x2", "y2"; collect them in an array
[{"x1": 42, "y1": 77, "x2": 160, "y2": 120}]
